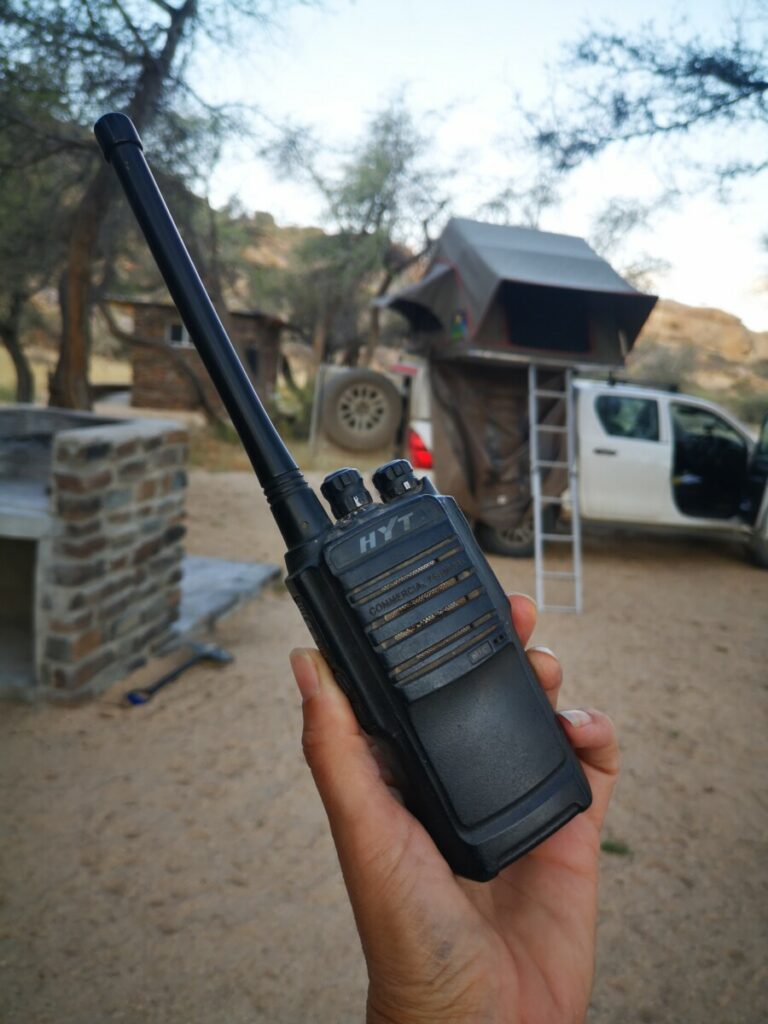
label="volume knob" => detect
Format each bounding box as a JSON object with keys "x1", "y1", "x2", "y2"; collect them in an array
[
  {"x1": 372, "y1": 459, "x2": 417, "y2": 501},
  {"x1": 321, "y1": 468, "x2": 372, "y2": 519}
]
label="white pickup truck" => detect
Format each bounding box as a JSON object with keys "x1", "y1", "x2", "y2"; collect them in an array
[{"x1": 406, "y1": 376, "x2": 768, "y2": 568}]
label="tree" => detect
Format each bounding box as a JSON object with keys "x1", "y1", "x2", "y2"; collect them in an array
[
  {"x1": 588, "y1": 194, "x2": 673, "y2": 290},
  {"x1": 0, "y1": 58, "x2": 84, "y2": 401},
  {"x1": 265, "y1": 97, "x2": 450, "y2": 363},
  {"x1": 1, "y1": 0, "x2": 304, "y2": 409},
  {"x1": 0, "y1": 158, "x2": 72, "y2": 402},
  {"x1": 529, "y1": 4, "x2": 768, "y2": 186},
  {"x1": 475, "y1": 150, "x2": 561, "y2": 230}
]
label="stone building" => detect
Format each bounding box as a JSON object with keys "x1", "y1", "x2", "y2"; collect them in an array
[{"x1": 122, "y1": 300, "x2": 285, "y2": 413}]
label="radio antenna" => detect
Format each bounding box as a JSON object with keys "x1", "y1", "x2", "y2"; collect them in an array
[{"x1": 94, "y1": 113, "x2": 330, "y2": 548}]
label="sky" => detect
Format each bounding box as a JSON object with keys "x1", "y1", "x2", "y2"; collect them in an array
[{"x1": 200, "y1": 0, "x2": 767, "y2": 330}]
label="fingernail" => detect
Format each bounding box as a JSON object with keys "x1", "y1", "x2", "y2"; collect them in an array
[
  {"x1": 290, "y1": 649, "x2": 320, "y2": 702},
  {"x1": 510, "y1": 592, "x2": 537, "y2": 611},
  {"x1": 559, "y1": 709, "x2": 592, "y2": 728},
  {"x1": 529, "y1": 645, "x2": 557, "y2": 659}
]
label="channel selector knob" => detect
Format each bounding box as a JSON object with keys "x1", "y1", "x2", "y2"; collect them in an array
[
  {"x1": 321, "y1": 468, "x2": 373, "y2": 519},
  {"x1": 372, "y1": 459, "x2": 418, "y2": 501}
]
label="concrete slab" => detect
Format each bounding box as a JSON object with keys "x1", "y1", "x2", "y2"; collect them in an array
[
  {"x1": 0, "y1": 624, "x2": 35, "y2": 691},
  {"x1": 0, "y1": 480, "x2": 53, "y2": 539},
  {"x1": 167, "y1": 555, "x2": 281, "y2": 647}
]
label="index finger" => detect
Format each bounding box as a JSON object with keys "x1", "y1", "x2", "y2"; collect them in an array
[{"x1": 509, "y1": 592, "x2": 537, "y2": 646}]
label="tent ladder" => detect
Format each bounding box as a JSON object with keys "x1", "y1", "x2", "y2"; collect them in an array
[{"x1": 528, "y1": 365, "x2": 583, "y2": 613}]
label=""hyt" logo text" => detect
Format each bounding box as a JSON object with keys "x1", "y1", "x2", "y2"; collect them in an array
[{"x1": 359, "y1": 513, "x2": 415, "y2": 554}]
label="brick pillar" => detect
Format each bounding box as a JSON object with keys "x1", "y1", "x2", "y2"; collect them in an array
[{"x1": 38, "y1": 419, "x2": 188, "y2": 696}]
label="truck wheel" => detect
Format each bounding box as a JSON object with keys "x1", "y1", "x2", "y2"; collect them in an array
[
  {"x1": 475, "y1": 507, "x2": 558, "y2": 559},
  {"x1": 321, "y1": 369, "x2": 401, "y2": 452}
]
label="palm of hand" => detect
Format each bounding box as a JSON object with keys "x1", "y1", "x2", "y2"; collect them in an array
[{"x1": 291, "y1": 595, "x2": 619, "y2": 1024}]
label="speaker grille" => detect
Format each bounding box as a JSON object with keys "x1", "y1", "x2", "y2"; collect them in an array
[{"x1": 331, "y1": 519, "x2": 506, "y2": 698}]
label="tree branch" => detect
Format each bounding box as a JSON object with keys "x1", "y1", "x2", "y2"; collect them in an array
[
  {"x1": 0, "y1": 109, "x2": 95, "y2": 153},
  {"x1": 530, "y1": 19, "x2": 768, "y2": 180},
  {"x1": 146, "y1": 0, "x2": 177, "y2": 14},
  {"x1": 110, "y1": 0, "x2": 154, "y2": 58}
]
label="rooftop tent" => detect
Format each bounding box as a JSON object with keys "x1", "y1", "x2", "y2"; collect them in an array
[{"x1": 380, "y1": 218, "x2": 657, "y2": 364}]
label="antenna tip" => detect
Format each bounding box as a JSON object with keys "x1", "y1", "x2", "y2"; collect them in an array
[{"x1": 94, "y1": 113, "x2": 143, "y2": 162}]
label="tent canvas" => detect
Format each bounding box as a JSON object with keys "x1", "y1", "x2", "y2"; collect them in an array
[
  {"x1": 379, "y1": 218, "x2": 657, "y2": 540},
  {"x1": 380, "y1": 217, "x2": 657, "y2": 365}
]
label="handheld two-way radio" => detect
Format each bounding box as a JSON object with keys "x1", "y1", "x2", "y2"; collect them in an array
[{"x1": 94, "y1": 113, "x2": 591, "y2": 881}]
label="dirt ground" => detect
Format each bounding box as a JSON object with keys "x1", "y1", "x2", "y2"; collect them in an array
[{"x1": 2, "y1": 468, "x2": 767, "y2": 1024}]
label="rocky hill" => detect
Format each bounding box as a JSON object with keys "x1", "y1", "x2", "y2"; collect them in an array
[{"x1": 627, "y1": 298, "x2": 768, "y2": 423}]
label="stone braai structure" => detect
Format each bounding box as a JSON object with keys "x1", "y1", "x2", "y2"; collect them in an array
[{"x1": 0, "y1": 409, "x2": 188, "y2": 699}]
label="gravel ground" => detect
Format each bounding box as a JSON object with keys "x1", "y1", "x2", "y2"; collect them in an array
[{"x1": 1, "y1": 469, "x2": 766, "y2": 1023}]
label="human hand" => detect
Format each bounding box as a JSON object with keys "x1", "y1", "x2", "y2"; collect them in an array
[{"x1": 290, "y1": 594, "x2": 619, "y2": 1024}]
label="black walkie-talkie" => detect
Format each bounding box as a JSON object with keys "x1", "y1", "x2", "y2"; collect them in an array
[{"x1": 94, "y1": 113, "x2": 591, "y2": 881}]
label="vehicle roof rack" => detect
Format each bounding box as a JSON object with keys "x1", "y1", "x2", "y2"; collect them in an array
[{"x1": 604, "y1": 371, "x2": 680, "y2": 393}]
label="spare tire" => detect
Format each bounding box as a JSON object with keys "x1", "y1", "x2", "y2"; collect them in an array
[{"x1": 321, "y1": 369, "x2": 401, "y2": 451}]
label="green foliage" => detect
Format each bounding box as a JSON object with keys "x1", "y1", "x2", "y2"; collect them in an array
[
  {"x1": 272, "y1": 380, "x2": 315, "y2": 441},
  {"x1": 0, "y1": 53, "x2": 88, "y2": 396},
  {"x1": 1, "y1": 0, "x2": 310, "y2": 407},
  {"x1": 0, "y1": 138, "x2": 74, "y2": 309},
  {"x1": 330, "y1": 99, "x2": 445, "y2": 239},
  {"x1": 626, "y1": 339, "x2": 699, "y2": 390},
  {"x1": 264, "y1": 95, "x2": 450, "y2": 357}
]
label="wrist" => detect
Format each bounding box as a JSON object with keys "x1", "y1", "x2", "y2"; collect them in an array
[
  {"x1": 367, "y1": 1001, "x2": 442, "y2": 1024},
  {"x1": 366, "y1": 984, "x2": 493, "y2": 1024},
  {"x1": 367, "y1": 991, "x2": 443, "y2": 1024}
]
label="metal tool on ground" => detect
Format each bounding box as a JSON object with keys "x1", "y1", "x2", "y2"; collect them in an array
[{"x1": 123, "y1": 643, "x2": 234, "y2": 706}]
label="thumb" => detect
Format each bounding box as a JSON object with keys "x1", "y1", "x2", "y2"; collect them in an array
[
  {"x1": 289, "y1": 648, "x2": 409, "y2": 875},
  {"x1": 557, "y1": 708, "x2": 620, "y2": 831}
]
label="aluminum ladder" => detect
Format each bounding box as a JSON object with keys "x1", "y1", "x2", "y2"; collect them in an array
[{"x1": 527, "y1": 365, "x2": 583, "y2": 613}]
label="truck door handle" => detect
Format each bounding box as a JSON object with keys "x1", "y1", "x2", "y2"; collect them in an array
[{"x1": 593, "y1": 447, "x2": 617, "y2": 456}]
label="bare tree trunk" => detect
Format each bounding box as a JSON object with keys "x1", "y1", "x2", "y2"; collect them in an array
[
  {"x1": 49, "y1": 0, "x2": 198, "y2": 410},
  {"x1": 48, "y1": 168, "x2": 111, "y2": 408},
  {"x1": 364, "y1": 303, "x2": 382, "y2": 368},
  {"x1": 363, "y1": 226, "x2": 437, "y2": 367},
  {"x1": 363, "y1": 271, "x2": 394, "y2": 368},
  {"x1": 0, "y1": 291, "x2": 34, "y2": 402},
  {"x1": 312, "y1": 313, "x2": 330, "y2": 365}
]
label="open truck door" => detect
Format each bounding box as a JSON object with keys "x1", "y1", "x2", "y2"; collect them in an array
[
  {"x1": 747, "y1": 413, "x2": 768, "y2": 567},
  {"x1": 578, "y1": 386, "x2": 672, "y2": 523}
]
